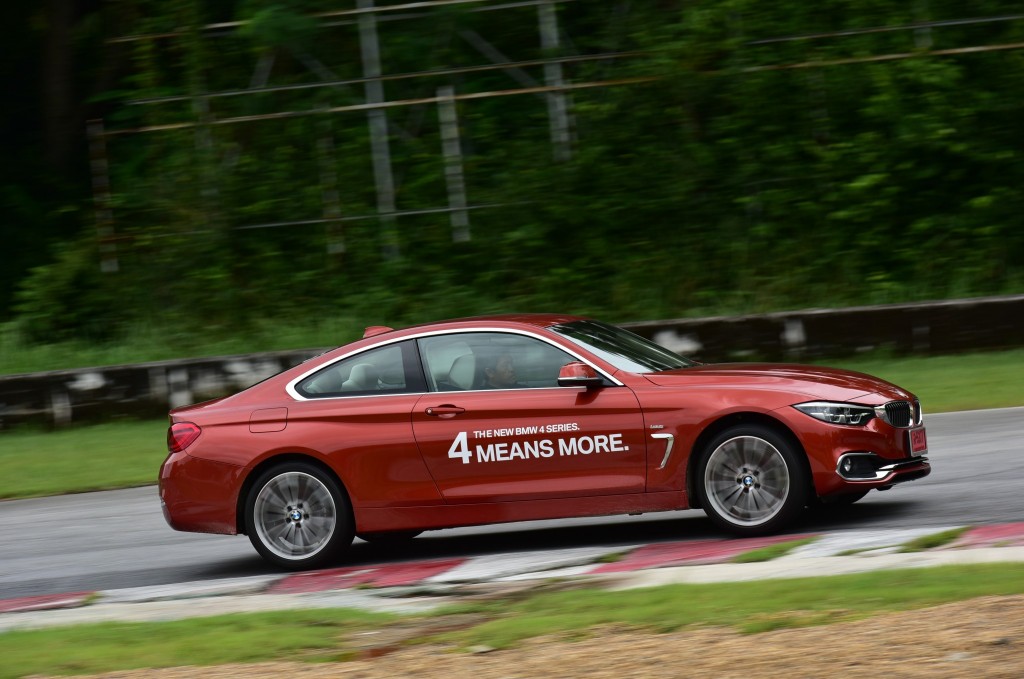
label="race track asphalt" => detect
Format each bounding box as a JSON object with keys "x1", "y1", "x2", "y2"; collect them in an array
[{"x1": 2, "y1": 407, "x2": 1021, "y2": 601}]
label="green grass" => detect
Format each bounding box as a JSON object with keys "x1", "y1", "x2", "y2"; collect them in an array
[
  {"x1": 899, "y1": 527, "x2": 971, "y2": 553},
  {"x1": 0, "y1": 420, "x2": 167, "y2": 499},
  {"x1": 439, "y1": 563, "x2": 1024, "y2": 649},
  {"x1": 815, "y1": 348, "x2": 1024, "y2": 413},
  {"x1": 731, "y1": 537, "x2": 818, "y2": 563},
  {"x1": 3, "y1": 564, "x2": 1024, "y2": 677},
  {"x1": 0, "y1": 608, "x2": 394, "y2": 679}
]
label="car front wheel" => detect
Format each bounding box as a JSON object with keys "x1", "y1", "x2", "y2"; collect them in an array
[
  {"x1": 697, "y1": 425, "x2": 808, "y2": 536},
  {"x1": 244, "y1": 462, "x2": 353, "y2": 570}
]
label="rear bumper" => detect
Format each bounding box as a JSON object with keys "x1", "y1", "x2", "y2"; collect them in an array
[{"x1": 159, "y1": 450, "x2": 244, "y2": 535}]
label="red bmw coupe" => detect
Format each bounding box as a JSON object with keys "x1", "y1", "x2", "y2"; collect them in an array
[{"x1": 159, "y1": 315, "x2": 930, "y2": 569}]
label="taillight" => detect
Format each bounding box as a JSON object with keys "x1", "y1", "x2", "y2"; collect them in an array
[{"x1": 167, "y1": 422, "x2": 201, "y2": 453}]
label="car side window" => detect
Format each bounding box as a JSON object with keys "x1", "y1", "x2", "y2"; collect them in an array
[
  {"x1": 418, "y1": 332, "x2": 576, "y2": 391},
  {"x1": 296, "y1": 341, "x2": 425, "y2": 397}
]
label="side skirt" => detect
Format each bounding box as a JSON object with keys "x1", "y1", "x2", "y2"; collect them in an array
[{"x1": 354, "y1": 491, "x2": 689, "y2": 533}]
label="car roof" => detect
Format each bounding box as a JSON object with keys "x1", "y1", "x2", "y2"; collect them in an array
[{"x1": 378, "y1": 313, "x2": 587, "y2": 338}]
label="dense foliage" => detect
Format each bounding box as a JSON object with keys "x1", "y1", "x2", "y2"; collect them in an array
[{"x1": 6, "y1": 1, "x2": 1024, "y2": 350}]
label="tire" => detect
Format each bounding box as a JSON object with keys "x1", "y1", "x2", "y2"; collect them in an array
[
  {"x1": 357, "y1": 530, "x2": 422, "y2": 545},
  {"x1": 697, "y1": 424, "x2": 808, "y2": 536},
  {"x1": 244, "y1": 462, "x2": 354, "y2": 570}
]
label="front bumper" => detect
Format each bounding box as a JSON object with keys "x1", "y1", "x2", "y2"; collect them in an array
[
  {"x1": 773, "y1": 406, "x2": 932, "y2": 497},
  {"x1": 836, "y1": 451, "x2": 931, "y2": 484}
]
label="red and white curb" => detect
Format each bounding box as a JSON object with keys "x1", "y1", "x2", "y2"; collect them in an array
[
  {"x1": 4, "y1": 523, "x2": 1024, "y2": 629},
  {"x1": 590, "y1": 534, "x2": 811, "y2": 574},
  {"x1": 0, "y1": 592, "x2": 94, "y2": 614},
  {"x1": 951, "y1": 522, "x2": 1024, "y2": 549},
  {"x1": 270, "y1": 558, "x2": 468, "y2": 594},
  {"x1": 777, "y1": 527, "x2": 956, "y2": 559},
  {"x1": 426, "y1": 546, "x2": 631, "y2": 584}
]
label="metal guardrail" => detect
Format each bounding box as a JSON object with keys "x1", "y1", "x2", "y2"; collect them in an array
[{"x1": 1, "y1": 294, "x2": 1022, "y2": 429}]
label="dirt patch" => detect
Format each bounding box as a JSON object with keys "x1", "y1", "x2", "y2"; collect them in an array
[{"x1": 65, "y1": 595, "x2": 1024, "y2": 678}]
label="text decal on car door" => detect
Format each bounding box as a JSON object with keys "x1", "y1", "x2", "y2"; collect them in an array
[{"x1": 446, "y1": 425, "x2": 630, "y2": 464}]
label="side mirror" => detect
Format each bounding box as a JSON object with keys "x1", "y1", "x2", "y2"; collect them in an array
[{"x1": 557, "y1": 361, "x2": 604, "y2": 389}]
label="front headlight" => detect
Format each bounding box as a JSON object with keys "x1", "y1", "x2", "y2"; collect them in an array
[{"x1": 793, "y1": 401, "x2": 875, "y2": 426}]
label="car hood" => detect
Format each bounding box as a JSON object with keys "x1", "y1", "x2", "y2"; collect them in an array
[{"x1": 642, "y1": 363, "x2": 913, "y2": 403}]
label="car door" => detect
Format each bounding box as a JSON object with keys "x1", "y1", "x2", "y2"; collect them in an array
[
  {"x1": 411, "y1": 331, "x2": 647, "y2": 503},
  {"x1": 287, "y1": 340, "x2": 443, "y2": 507}
]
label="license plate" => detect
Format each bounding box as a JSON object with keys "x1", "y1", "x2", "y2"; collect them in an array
[{"x1": 907, "y1": 427, "x2": 928, "y2": 456}]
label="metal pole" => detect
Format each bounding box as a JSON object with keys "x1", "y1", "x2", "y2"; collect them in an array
[
  {"x1": 914, "y1": 0, "x2": 934, "y2": 49},
  {"x1": 460, "y1": 30, "x2": 543, "y2": 93},
  {"x1": 87, "y1": 119, "x2": 118, "y2": 273},
  {"x1": 358, "y1": 0, "x2": 399, "y2": 259},
  {"x1": 316, "y1": 110, "x2": 346, "y2": 257},
  {"x1": 437, "y1": 85, "x2": 470, "y2": 242},
  {"x1": 182, "y1": 2, "x2": 221, "y2": 234},
  {"x1": 538, "y1": 0, "x2": 572, "y2": 161},
  {"x1": 192, "y1": 94, "x2": 220, "y2": 228}
]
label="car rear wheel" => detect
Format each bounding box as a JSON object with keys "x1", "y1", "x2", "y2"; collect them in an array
[
  {"x1": 697, "y1": 425, "x2": 808, "y2": 536},
  {"x1": 244, "y1": 462, "x2": 353, "y2": 570}
]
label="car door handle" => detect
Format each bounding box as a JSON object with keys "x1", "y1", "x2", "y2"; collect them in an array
[
  {"x1": 425, "y1": 405, "x2": 466, "y2": 417},
  {"x1": 652, "y1": 432, "x2": 675, "y2": 470}
]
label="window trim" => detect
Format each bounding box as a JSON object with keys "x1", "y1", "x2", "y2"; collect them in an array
[
  {"x1": 292, "y1": 339, "x2": 426, "y2": 399},
  {"x1": 417, "y1": 330, "x2": 605, "y2": 393},
  {"x1": 285, "y1": 327, "x2": 623, "y2": 401}
]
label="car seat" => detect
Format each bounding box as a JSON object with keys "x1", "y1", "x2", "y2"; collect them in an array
[
  {"x1": 341, "y1": 363, "x2": 379, "y2": 391},
  {"x1": 447, "y1": 354, "x2": 476, "y2": 390}
]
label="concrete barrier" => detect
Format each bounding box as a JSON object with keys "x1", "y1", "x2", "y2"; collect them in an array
[
  {"x1": 624, "y1": 294, "x2": 1024, "y2": 361},
  {"x1": 1, "y1": 294, "x2": 1022, "y2": 429},
  {"x1": 0, "y1": 350, "x2": 325, "y2": 430}
]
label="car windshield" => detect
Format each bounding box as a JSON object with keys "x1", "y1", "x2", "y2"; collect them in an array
[{"x1": 549, "y1": 320, "x2": 696, "y2": 374}]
